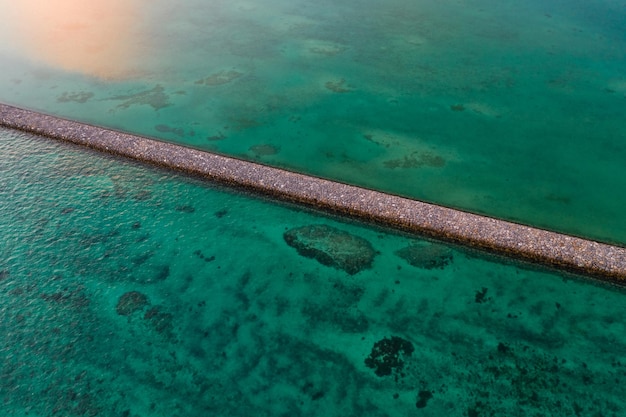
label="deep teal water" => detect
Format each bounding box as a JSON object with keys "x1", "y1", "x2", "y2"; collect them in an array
[
  {"x1": 1, "y1": 0, "x2": 625, "y2": 244},
  {"x1": 2, "y1": 127, "x2": 626, "y2": 416}
]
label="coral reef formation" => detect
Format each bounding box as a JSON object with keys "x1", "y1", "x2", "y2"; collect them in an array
[
  {"x1": 116, "y1": 291, "x2": 150, "y2": 316},
  {"x1": 144, "y1": 306, "x2": 174, "y2": 337},
  {"x1": 284, "y1": 225, "x2": 377, "y2": 274},
  {"x1": 325, "y1": 78, "x2": 353, "y2": 93},
  {"x1": 57, "y1": 91, "x2": 94, "y2": 104},
  {"x1": 195, "y1": 70, "x2": 243, "y2": 86},
  {"x1": 395, "y1": 242, "x2": 453, "y2": 269},
  {"x1": 383, "y1": 151, "x2": 445, "y2": 169},
  {"x1": 108, "y1": 85, "x2": 171, "y2": 110},
  {"x1": 249, "y1": 144, "x2": 279, "y2": 157},
  {"x1": 416, "y1": 390, "x2": 434, "y2": 408},
  {"x1": 155, "y1": 124, "x2": 185, "y2": 137},
  {"x1": 365, "y1": 336, "x2": 415, "y2": 377}
]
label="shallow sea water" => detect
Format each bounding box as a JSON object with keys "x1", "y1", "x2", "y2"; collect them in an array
[
  {"x1": 0, "y1": 0, "x2": 625, "y2": 244},
  {"x1": 2, "y1": 128, "x2": 626, "y2": 416}
]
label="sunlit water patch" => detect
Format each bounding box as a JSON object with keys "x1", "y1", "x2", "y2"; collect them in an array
[{"x1": 1, "y1": 128, "x2": 626, "y2": 416}]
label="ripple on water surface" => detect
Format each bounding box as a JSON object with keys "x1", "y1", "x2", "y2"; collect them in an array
[
  {"x1": 1, "y1": 128, "x2": 626, "y2": 416},
  {"x1": 1, "y1": 0, "x2": 626, "y2": 244}
]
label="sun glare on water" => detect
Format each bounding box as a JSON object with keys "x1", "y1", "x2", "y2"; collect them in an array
[{"x1": 2, "y1": 0, "x2": 146, "y2": 80}]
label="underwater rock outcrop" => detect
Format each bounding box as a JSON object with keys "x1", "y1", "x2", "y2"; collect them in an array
[
  {"x1": 283, "y1": 225, "x2": 376, "y2": 275},
  {"x1": 416, "y1": 390, "x2": 434, "y2": 408},
  {"x1": 116, "y1": 291, "x2": 150, "y2": 316},
  {"x1": 155, "y1": 124, "x2": 185, "y2": 137},
  {"x1": 40, "y1": 285, "x2": 90, "y2": 310},
  {"x1": 383, "y1": 151, "x2": 445, "y2": 169},
  {"x1": 109, "y1": 85, "x2": 171, "y2": 110},
  {"x1": 57, "y1": 91, "x2": 94, "y2": 104},
  {"x1": 195, "y1": 70, "x2": 243, "y2": 86},
  {"x1": 325, "y1": 78, "x2": 352, "y2": 93},
  {"x1": 365, "y1": 336, "x2": 415, "y2": 377},
  {"x1": 395, "y1": 242, "x2": 453, "y2": 269},
  {"x1": 144, "y1": 306, "x2": 174, "y2": 337},
  {"x1": 249, "y1": 144, "x2": 279, "y2": 157}
]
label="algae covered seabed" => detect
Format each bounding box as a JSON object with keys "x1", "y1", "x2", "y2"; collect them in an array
[
  {"x1": 1, "y1": 0, "x2": 626, "y2": 244},
  {"x1": 2, "y1": 128, "x2": 626, "y2": 416}
]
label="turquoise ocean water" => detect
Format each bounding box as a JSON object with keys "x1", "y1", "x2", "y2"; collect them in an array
[
  {"x1": 0, "y1": 0, "x2": 625, "y2": 244},
  {"x1": 2, "y1": 127, "x2": 626, "y2": 416}
]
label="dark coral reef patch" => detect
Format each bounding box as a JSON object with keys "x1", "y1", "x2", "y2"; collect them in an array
[
  {"x1": 195, "y1": 70, "x2": 243, "y2": 86},
  {"x1": 365, "y1": 336, "x2": 415, "y2": 377},
  {"x1": 116, "y1": 291, "x2": 150, "y2": 316},
  {"x1": 155, "y1": 124, "x2": 185, "y2": 137},
  {"x1": 395, "y1": 242, "x2": 453, "y2": 269},
  {"x1": 283, "y1": 224, "x2": 377, "y2": 275},
  {"x1": 383, "y1": 151, "x2": 445, "y2": 169},
  {"x1": 144, "y1": 306, "x2": 174, "y2": 337},
  {"x1": 109, "y1": 85, "x2": 171, "y2": 110}
]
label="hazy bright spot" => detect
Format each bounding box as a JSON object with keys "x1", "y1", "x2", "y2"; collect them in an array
[{"x1": 2, "y1": 0, "x2": 145, "y2": 79}]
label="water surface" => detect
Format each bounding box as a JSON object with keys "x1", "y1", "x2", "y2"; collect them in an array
[
  {"x1": 0, "y1": 0, "x2": 625, "y2": 244},
  {"x1": 1, "y1": 128, "x2": 625, "y2": 416}
]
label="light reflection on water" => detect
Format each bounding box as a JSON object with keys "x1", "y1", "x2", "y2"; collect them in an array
[{"x1": 1, "y1": 0, "x2": 145, "y2": 79}]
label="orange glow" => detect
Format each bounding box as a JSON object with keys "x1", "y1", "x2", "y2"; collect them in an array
[{"x1": 5, "y1": 0, "x2": 144, "y2": 79}]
